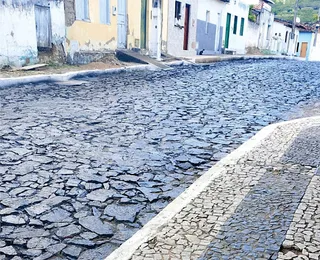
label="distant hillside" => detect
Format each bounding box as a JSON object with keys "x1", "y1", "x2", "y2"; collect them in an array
[{"x1": 273, "y1": 0, "x2": 320, "y2": 23}]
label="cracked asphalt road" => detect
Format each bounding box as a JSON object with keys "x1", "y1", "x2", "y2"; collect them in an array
[{"x1": 0, "y1": 59, "x2": 320, "y2": 259}]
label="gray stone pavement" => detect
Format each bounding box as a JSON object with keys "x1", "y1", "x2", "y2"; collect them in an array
[
  {"x1": 110, "y1": 118, "x2": 320, "y2": 260},
  {"x1": 1, "y1": 60, "x2": 320, "y2": 259}
]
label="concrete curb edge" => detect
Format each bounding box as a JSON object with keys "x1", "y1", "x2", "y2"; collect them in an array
[
  {"x1": 105, "y1": 116, "x2": 320, "y2": 260},
  {"x1": 0, "y1": 64, "x2": 157, "y2": 89}
]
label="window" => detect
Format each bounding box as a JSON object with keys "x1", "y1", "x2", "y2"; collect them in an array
[
  {"x1": 205, "y1": 11, "x2": 210, "y2": 34},
  {"x1": 75, "y1": 0, "x2": 89, "y2": 21},
  {"x1": 100, "y1": 0, "x2": 110, "y2": 24},
  {"x1": 233, "y1": 15, "x2": 238, "y2": 34},
  {"x1": 266, "y1": 24, "x2": 271, "y2": 40},
  {"x1": 240, "y1": 17, "x2": 244, "y2": 36},
  {"x1": 175, "y1": 1, "x2": 182, "y2": 20},
  {"x1": 296, "y1": 42, "x2": 300, "y2": 52},
  {"x1": 285, "y1": 31, "x2": 288, "y2": 43}
]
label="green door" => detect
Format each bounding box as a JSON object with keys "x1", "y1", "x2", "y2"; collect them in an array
[
  {"x1": 225, "y1": 13, "x2": 231, "y2": 49},
  {"x1": 140, "y1": 0, "x2": 147, "y2": 49}
]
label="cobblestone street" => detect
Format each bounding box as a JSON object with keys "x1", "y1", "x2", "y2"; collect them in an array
[{"x1": 1, "y1": 59, "x2": 320, "y2": 259}]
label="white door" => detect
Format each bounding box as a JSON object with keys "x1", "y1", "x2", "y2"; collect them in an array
[{"x1": 117, "y1": 0, "x2": 127, "y2": 48}]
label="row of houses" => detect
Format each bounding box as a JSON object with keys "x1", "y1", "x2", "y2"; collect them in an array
[{"x1": 1, "y1": 0, "x2": 319, "y2": 67}]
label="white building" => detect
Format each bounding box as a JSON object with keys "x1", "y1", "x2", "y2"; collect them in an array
[
  {"x1": 270, "y1": 19, "x2": 299, "y2": 55},
  {"x1": 0, "y1": 0, "x2": 65, "y2": 67},
  {"x1": 196, "y1": 0, "x2": 226, "y2": 55},
  {"x1": 222, "y1": 0, "x2": 250, "y2": 54},
  {"x1": 245, "y1": 0, "x2": 275, "y2": 52}
]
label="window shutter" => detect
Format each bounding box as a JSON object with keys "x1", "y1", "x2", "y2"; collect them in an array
[
  {"x1": 84, "y1": 0, "x2": 89, "y2": 20},
  {"x1": 233, "y1": 16, "x2": 238, "y2": 35},
  {"x1": 75, "y1": 0, "x2": 84, "y2": 20},
  {"x1": 100, "y1": 0, "x2": 110, "y2": 24},
  {"x1": 240, "y1": 18, "x2": 245, "y2": 36},
  {"x1": 106, "y1": 0, "x2": 110, "y2": 24},
  {"x1": 100, "y1": 0, "x2": 106, "y2": 23}
]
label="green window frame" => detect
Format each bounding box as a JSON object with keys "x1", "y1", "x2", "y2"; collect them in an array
[
  {"x1": 233, "y1": 15, "x2": 238, "y2": 35},
  {"x1": 240, "y1": 17, "x2": 245, "y2": 36}
]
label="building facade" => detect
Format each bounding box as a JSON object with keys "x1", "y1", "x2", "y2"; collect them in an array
[
  {"x1": 245, "y1": 0, "x2": 274, "y2": 52},
  {"x1": 0, "y1": 0, "x2": 65, "y2": 67},
  {"x1": 223, "y1": 0, "x2": 250, "y2": 54},
  {"x1": 196, "y1": 0, "x2": 226, "y2": 55}
]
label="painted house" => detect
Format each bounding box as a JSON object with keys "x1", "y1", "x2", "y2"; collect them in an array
[
  {"x1": 296, "y1": 29, "x2": 314, "y2": 61},
  {"x1": 223, "y1": 0, "x2": 250, "y2": 54},
  {"x1": 64, "y1": 0, "x2": 127, "y2": 64},
  {"x1": 125, "y1": 0, "x2": 198, "y2": 58},
  {"x1": 246, "y1": 0, "x2": 275, "y2": 52},
  {"x1": 269, "y1": 19, "x2": 299, "y2": 55},
  {"x1": 196, "y1": 0, "x2": 226, "y2": 55},
  {"x1": 0, "y1": 0, "x2": 65, "y2": 67},
  {"x1": 309, "y1": 27, "x2": 320, "y2": 62}
]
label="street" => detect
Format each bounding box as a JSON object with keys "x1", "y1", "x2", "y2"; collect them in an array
[{"x1": 0, "y1": 59, "x2": 320, "y2": 259}]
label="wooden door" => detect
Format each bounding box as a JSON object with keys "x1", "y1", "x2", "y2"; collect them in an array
[
  {"x1": 300, "y1": 42, "x2": 308, "y2": 58},
  {"x1": 224, "y1": 13, "x2": 231, "y2": 49},
  {"x1": 140, "y1": 0, "x2": 147, "y2": 49},
  {"x1": 183, "y1": 4, "x2": 190, "y2": 50},
  {"x1": 117, "y1": 0, "x2": 127, "y2": 48},
  {"x1": 35, "y1": 5, "x2": 52, "y2": 48}
]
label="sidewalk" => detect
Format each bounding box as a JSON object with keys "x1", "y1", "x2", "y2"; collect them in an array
[{"x1": 107, "y1": 117, "x2": 320, "y2": 260}]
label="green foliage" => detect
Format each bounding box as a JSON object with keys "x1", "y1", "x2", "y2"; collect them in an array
[
  {"x1": 273, "y1": 0, "x2": 320, "y2": 23},
  {"x1": 248, "y1": 5, "x2": 257, "y2": 22}
]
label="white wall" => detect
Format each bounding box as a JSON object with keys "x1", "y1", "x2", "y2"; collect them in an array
[
  {"x1": 166, "y1": 0, "x2": 198, "y2": 57},
  {"x1": 0, "y1": 5, "x2": 38, "y2": 67},
  {"x1": 246, "y1": 21, "x2": 259, "y2": 48},
  {"x1": 309, "y1": 33, "x2": 320, "y2": 62},
  {"x1": 197, "y1": 0, "x2": 225, "y2": 25},
  {"x1": 269, "y1": 21, "x2": 290, "y2": 54},
  {"x1": 222, "y1": 0, "x2": 249, "y2": 54},
  {"x1": 0, "y1": 2, "x2": 66, "y2": 67},
  {"x1": 50, "y1": 1, "x2": 66, "y2": 45},
  {"x1": 197, "y1": 0, "x2": 226, "y2": 53}
]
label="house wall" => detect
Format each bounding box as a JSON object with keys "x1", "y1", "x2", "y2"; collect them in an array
[
  {"x1": 309, "y1": 31, "x2": 320, "y2": 62},
  {"x1": 269, "y1": 21, "x2": 288, "y2": 54},
  {"x1": 296, "y1": 32, "x2": 313, "y2": 60},
  {"x1": 127, "y1": 0, "x2": 142, "y2": 49},
  {"x1": 257, "y1": 9, "x2": 274, "y2": 50},
  {"x1": 50, "y1": 1, "x2": 66, "y2": 45},
  {"x1": 196, "y1": 0, "x2": 225, "y2": 55},
  {"x1": 65, "y1": 0, "x2": 118, "y2": 60},
  {"x1": 222, "y1": 0, "x2": 249, "y2": 54},
  {"x1": 246, "y1": 20, "x2": 260, "y2": 48},
  {"x1": 166, "y1": 0, "x2": 198, "y2": 57},
  {"x1": 0, "y1": 5, "x2": 38, "y2": 67}
]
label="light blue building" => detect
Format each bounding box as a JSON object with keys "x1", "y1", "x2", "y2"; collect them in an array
[{"x1": 296, "y1": 30, "x2": 314, "y2": 61}]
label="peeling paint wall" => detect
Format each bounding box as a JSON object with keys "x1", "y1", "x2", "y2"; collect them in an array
[
  {"x1": 50, "y1": 1, "x2": 66, "y2": 45},
  {"x1": 65, "y1": 0, "x2": 118, "y2": 62},
  {"x1": 0, "y1": 2, "x2": 66, "y2": 67},
  {"x1": 0, "y1": 5, "x2": 38, "y2": 67}
]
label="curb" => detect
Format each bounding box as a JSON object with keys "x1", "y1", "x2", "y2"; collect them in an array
[
  {"x1": 191, "y1": 55, "x2": 297, "y2": 64},
  {"x1": 105, "y1": 116, "x2": 320, "y2": 260},
  {"x1": 0, "y1": 56, "x2": 298, "y2": 88},
  {"x1": 0, "y1": 64, "x2": 157, "y2": 89}
]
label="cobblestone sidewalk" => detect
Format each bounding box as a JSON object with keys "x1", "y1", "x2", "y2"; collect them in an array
[{"x1": 108, "y1": 117, "x2": 320, "y2": 260}]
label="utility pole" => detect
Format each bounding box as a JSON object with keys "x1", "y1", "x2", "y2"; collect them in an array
[{"x1": 290, "y1": 0, "x2": 299, "y2": 56}]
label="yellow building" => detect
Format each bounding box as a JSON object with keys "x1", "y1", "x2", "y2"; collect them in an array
[
  {"x1": 65, "y1": 0, "x2": 127, "y2": 63},
  {"x1": 64, "y1": 0, "x2": 171, "y2": 64}
]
